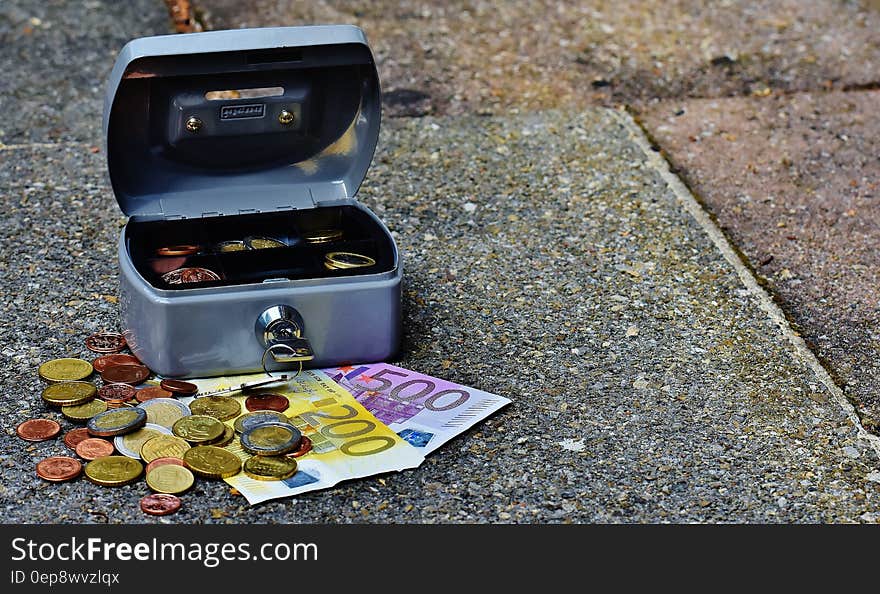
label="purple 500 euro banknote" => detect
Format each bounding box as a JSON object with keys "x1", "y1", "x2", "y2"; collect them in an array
[{"x1": 322, "y1": 363, "x2": 511, "y2": 454}]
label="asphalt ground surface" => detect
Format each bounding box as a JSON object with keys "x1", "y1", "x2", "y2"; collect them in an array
[{"x1": 2, "y1": 0, "x2": 880, "y2": 523}]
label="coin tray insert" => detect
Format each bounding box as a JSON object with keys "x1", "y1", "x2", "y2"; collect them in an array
[{"x1": 126, "y1": 205, "x2": 394, "y2": 289}]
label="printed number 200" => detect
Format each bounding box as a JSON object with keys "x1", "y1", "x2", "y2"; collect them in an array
[{"x1": 301, "y1": 405, "x2": 396, "y2": 457}]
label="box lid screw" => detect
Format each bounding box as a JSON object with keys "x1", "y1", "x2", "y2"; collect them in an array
[
  {"x1": 185, "y1": 116, "x2": 202, "y2": 132},
  {"x1": 278, "y1": 110, "x2": 295, "y2": 125}
]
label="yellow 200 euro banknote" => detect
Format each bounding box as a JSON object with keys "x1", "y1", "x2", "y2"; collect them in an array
[{"x1": 182, "y1": 370, "x2": 425, "y2": 505}]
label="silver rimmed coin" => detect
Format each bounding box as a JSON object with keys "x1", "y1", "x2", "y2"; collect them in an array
[
  {"x1": 137, "y1": 398, "x2": 191, "y2": 429},
  {"x1": 233, "y1": 410, "x2": 292, "y2": 434},
  {"x1": 114, "y1": 423, "x2": 173, "y2": 459},
  {"x1": 241, "y1": 422, "x2": 302, "y2": 456},
  {"x1": 87, "y1": 407, "x2": 148, "y2": 437}
]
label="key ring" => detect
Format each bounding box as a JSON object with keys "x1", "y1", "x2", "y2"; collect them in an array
[{"x1": 261, "y1": 343, "x2": 303, "y2": 379}]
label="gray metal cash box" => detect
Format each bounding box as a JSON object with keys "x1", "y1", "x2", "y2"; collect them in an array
[{"x1": 104, "y1": 26, "x2": 401, "y2": 378}]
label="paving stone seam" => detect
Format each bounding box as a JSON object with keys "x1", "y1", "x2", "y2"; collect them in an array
[{"x1": 611, "y1": 106, "x2": 880, "y2": 463}]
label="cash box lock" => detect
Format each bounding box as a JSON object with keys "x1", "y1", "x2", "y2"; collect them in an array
[{"x1": 256, "y1": 305, "x2": 315, "y2": 370}]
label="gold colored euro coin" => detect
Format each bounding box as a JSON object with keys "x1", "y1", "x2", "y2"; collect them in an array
[
  {"x1": 324, "y1": 251, "x2": 376, "y2": 270},
  {"x1": 302, "y1": 228, "x2": 343, "y2": 244},
  {"x1": 203, "y1": 425, "x2": 235, "y2": 447},
  {"x1": 245, "y1": 236, "x2": 285, "y2": 249},
  {"x1": 38, "y1": 358, "x2": 94, "y2": 382},
  {"x1": 243, "y1": 456, "x2": 298, "y2": 481},
  {"x1": 61, "y1": 399, "x2": 107, "y2": 422},
  {"x1": 189, "y1": 396, "x2": 241, "y2": 421},
  {"x1": 183, "y1": 446, "x2": 242, "y2": 479},
  {"x1": 84, "y1": 455, "x2": 143, "y2": 486},
  {"x1": 173, "y1": 415, "x2": 225, "y2": 443},
  {"x1": 42, "y1": 381, "x2": 97, "y2": 407},
  {"x1": 140, "y1": 435, "x2": 191, "y2": 463},
  {"x1": 146, "y1": 464, "x2": 194, "y2": 494}
]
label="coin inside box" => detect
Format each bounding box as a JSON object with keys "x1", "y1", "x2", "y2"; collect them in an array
[
  {"x1": 127, "y1": 205, "x2": 396, "y2": 289},
  {"x1": 106, "y1": 26, "x2": 402, "y2": 377}
]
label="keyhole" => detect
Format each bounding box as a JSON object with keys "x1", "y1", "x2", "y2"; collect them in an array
[
  {"x1": 255, "y1": 304, "x2": 307, "y2": 349},
  {"x1": 268, "y1": 319, "x2": 300, "y2": 343},
  {"x1": 276, "y1": 326, "x2": 296, "y2": 339}
]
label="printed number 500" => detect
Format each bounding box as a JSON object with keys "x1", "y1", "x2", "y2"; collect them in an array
[{"x1": 368, "y1": 369, "x2": 470, "y2": 411}]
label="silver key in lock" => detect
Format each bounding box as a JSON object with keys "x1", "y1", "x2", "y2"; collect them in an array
[{"x1": 255, "y1": 305, "x2": 315, "y2": 363}]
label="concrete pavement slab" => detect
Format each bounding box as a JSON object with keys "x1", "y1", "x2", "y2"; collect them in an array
[
  {"x1": 640, "y1": 90, "x2": 880, "y2": 431},
  {"x1": 196, "y1": 0, "x2": 880, "y2": 116},
  {"x1": 3, "y1": 109, "x2": 880, "y2": 522}
]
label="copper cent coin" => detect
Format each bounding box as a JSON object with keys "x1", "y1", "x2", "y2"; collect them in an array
[
  {"x1": 288, "y1": 435, "x2": 313, "y2": 458},
  {"x1": 150, "y1": 256, "x2": 187, "y2": 275},
  {"x1": 159, "y1": 379, "x2": 198, "y2": 396},
  {"x1": 36, "y1": 456, "x2": 82, "y2": 482},
  {"x1": 181, "y1": 267, "x2": 220, "y2": 282},
  {"x1": 16, "y1": 419, "x2": 61, "y2": 442},
  {"x1": 245, "y1": 393, "x2": 290, "y2": 413},
  {"x1": 140, "y1": 493, "x2": 182, "y2": 516},
  {"x1": 92, "y1": 354, "x2": 141, "y2": 374},
  {"x1": 101, "y1": 364, "x2": 150, "y2": 385},
  {"x1": 156, "y1": 245, "x2": 199, "y2": 257},
  {"x1": 98, "y1": 383, "x2": 137, "y2": 405},
  {"x1": 161, "y1": 267, "x2": 221, "y2": 285},
  {"x1": 136, "y1": 386, "x2": 173, "y2": 403},
  {"x1": 63, "y1": 428, "x2": 92, "y2": 450},
  {"x1": 145, "y1": 457, "x2": 187, "y2": 475},
  {"x1": 85, "y1": 332, "x2": 126, "y2": 354},
  {"x1": 75, "y1": 438, "x2": 115, "y2": 461}
]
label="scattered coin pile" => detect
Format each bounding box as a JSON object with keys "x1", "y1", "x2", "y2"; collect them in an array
[{"x1": 21, "y1": 331, "x2": 313, "y2": 516}]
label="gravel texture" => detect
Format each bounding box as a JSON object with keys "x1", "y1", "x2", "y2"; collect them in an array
[
  {"x1": 641, "y1": 91, "x2": 880, "y2": 430},
  {"x1": 197, "y1": 0, "x2": 880, "y2": 115}
]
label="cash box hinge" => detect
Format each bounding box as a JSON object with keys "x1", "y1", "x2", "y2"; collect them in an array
[
  {"x1": 201, "y1": 211, "x2": 222, "y2": 218},
  {"x1": 238, "y1": 208, "x2": 260, "y2": 215}
]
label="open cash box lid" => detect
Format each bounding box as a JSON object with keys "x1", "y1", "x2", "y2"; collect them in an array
[{"x1": 103, "y1": 26, "x2": 381, "y2": 219}]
